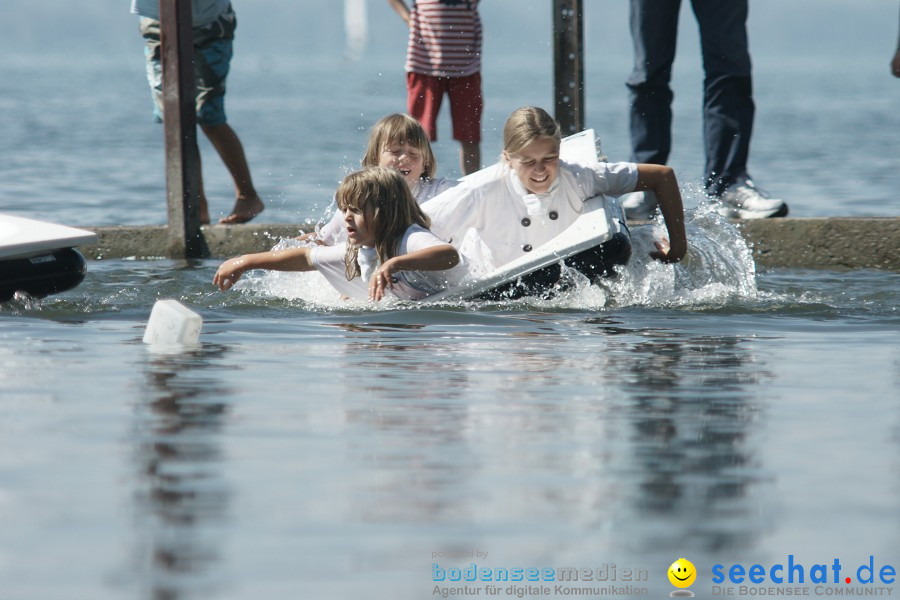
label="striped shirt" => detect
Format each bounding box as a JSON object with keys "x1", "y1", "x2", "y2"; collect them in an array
[{"x1": 404, "y1": 0, "x2": 482, "y2": 78}]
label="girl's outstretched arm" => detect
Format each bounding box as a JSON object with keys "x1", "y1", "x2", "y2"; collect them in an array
[
  {"x1": 213, "y1": 248, "x2": 316, "y2": 291},
  {"x1": 633, "y1": 164, "x2": 688, "y2": 263},
  {"x1": 369, "y1": 244, "x2": 460, "y2": 301}
]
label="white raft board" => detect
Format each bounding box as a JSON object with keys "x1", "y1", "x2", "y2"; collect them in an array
[
  {"x1": 427, "y1": 129, "x2": 629, "y2": 302},
  {"x1": 0, "y1": 214, "x2": 98, "y2": 260}
]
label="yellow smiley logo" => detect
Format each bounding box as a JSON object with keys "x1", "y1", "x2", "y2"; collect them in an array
[{"x1": 668, "y1": 558, "x2": 697, "y2": 588}]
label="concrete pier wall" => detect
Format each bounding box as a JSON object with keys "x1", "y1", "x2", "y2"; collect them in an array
[{"x1": 79, "y1": 218, "x2": 900, "y2": 271}]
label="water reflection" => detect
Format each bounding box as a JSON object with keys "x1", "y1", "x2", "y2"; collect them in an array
[
  {"x1": 609, "y1": 330, "x2": 775, "y2": 554},
  {"x1": 321, "y1": 315, "x2": 775, "y2": 565},
  {"x1": 131, "y1": 345, "x2": 232, "y2": 599},
  {"x1": 323, "y1": 321, "x2": 471, "y2": 403}
]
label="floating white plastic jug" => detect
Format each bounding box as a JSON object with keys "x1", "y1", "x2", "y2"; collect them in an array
[{"x1": 143, "y1": 299, "x2": 202, "y2": 347}]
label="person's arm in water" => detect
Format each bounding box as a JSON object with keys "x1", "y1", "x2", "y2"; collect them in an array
[
  {"x1": 213, "y1": 248, "x2": 316, "y2": 291},
  {"x1": 369, "y1": 244, "x2": 460, "y2": 301},
  {"x1": 388, "y1": 0, "x2": 411, "y2": 25},
  {"x1": 633, "y1": 165, "x2": 688, "y2": 263}
]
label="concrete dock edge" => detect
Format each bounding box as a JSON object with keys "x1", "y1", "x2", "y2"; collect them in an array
[
  {"x1": 736, "y1": 218, "x2": 898, "y2": 271},
  {"x1": 80, "y1": 218, "x2": 900, "y2": 271}
]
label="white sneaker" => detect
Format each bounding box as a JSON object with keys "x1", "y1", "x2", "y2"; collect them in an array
[
  {"x1": 620, "y1": 190, "x2": 658, "y2": 221},
  {"x1": 715, "y1": 176, "x2": 788, "y2": 219}
]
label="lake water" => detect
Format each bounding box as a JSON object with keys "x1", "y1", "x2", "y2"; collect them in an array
[{"x1": 1, "y1": 2, "x2": 899, "y2": 599}]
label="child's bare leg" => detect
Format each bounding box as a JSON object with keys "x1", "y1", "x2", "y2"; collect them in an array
[
  {"x1": 201, "y1": 123, "x2": 265, "y2": 224},
  {"x1": 195, "y1": 151, "x2": 210, "y2": 224},
  {"x1": 460, "y1": 141, "x2": 481, "y2": 175},
  {"x1": 197, "y1": 183, "x2": 211, "y2": 225}
]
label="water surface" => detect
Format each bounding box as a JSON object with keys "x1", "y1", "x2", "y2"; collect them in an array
[{"x1": 2, "y1": 220, "x2": 897, "y2": 598}]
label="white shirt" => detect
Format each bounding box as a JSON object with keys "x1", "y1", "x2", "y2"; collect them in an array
[
  {"x1": 422, "y1": 160, "x2": 639, "y2": 269},
  {"x1": 309, "y1": 225, "x2": 466, "y2": 301},
  {"x1": 316, "y1": 176, "x2": 459, "y2": 246}
]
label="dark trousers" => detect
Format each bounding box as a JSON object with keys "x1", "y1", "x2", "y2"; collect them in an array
[{"x1": 627, "y1": 0, "x2": 754, "y2": 196}]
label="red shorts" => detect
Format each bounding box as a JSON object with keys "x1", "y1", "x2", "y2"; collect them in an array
[{"x1": 406, "y1": 72, "x2": 483, "y2": 144}]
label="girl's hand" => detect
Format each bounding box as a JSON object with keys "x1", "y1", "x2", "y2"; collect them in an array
[
  {"x1": 213, "y1": 257, "x2": 248, "y2": 291},
  {"x1": 368, "y1": 259, "x2": 397, "y2": 301},
  {"x1": 649, "y1": 237, "x2": 687, "y2": 264}
]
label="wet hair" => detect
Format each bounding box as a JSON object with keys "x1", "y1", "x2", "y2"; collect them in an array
[
  {"x1": 361, "y1": 113, "x2": 437, "y2": 179},
  {"x1": 502, "y1": 106, "x2": 562, "y2": 155},
  {"x1": 335, "y1": 167, "x2": 432, "y2": 280}
]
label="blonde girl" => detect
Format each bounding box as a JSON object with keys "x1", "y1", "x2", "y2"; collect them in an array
[
  {"x1": 215, "y1": 167, "x2": 465, "y2": 302},
  {"x1": 310, "y1": 113, "x2": 459, "y2": 246},
  {"x1": 423, "y1": 106, "x2": 687, "y2": 268}
]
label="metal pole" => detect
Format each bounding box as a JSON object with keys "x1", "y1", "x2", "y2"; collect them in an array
[
  {"x1": 553, "y1": 0, "x2": 585, "y2": 134},
  {"x1": 159, "y1": 0, "x2": 208, "y2": 259}
]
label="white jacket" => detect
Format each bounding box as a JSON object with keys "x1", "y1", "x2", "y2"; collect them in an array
[{"x1": 423, "y1": 160, "x2": 638, "y2": 269}]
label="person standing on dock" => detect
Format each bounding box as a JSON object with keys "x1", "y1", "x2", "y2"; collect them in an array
[
  {"x1": 131, "y1": 0, "x2": 265, "y2": 225},
  {"x1": 619, "y1": 0, "x2": 789, "y2": 221},
  {"x1": 388, "y1": 0, "x2": 483, "y2": 176}
]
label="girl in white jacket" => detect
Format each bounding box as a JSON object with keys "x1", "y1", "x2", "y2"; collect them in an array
[{"x1": 423, "y1": 107, "x2": 687, "y2": 270}]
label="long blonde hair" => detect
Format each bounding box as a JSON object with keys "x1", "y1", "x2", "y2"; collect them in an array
[
  {"x1": 336, "y1": 167, "x2": 432, "y2": 280},
  {"x1": 502, "y1": 106, "x2": 562, "y2": 155},
  {"x1": 361, "y1": 113, "x2": 437, "y2": 178}
]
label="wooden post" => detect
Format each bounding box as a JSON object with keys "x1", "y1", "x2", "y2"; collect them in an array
[
  {"x1": 553, "y1": 0, "x2": 585, "y2": 134},
  {"x1": 159, "y1": 0, "x2": 208, "y2": 259}
]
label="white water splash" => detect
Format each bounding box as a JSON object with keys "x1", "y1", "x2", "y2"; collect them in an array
[
  {"x1": 610, "y1": 203, "x2": 758, "y2": 308},
  {"x1": 236, "y1": 202, "x2": 758, "y2": 312},
  {"x1": 0, "y1": 290, "x2": 42, "y2": 313},
  {"x1": 234, "y1": 238, "x2": 388, "y2": 310}
]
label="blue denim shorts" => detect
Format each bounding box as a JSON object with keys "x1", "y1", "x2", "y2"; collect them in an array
[{"x1": 139, "y1": 6, "x2": 236, "y2": 126}]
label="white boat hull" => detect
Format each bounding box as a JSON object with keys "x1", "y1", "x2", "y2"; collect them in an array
[{"x1": 0, "y1": 215, "x2": 97, "y2": 302}]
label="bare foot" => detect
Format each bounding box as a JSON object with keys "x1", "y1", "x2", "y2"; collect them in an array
[{"x1": 219, "y1": 195, "x2": 264, "y2": 225}]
